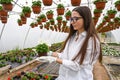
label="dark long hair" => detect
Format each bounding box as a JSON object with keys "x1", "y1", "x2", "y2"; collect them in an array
[{"x1": 60, "y1": 6, "x2": 102, "y2": 64}]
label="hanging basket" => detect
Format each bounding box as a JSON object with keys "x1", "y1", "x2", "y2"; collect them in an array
[
  {"x1": 46, "y1": 14, "x2": 53, "y2": 19},
  {"x1": 65, "y1": 16, "x2": 70, "y2": 20},
  {"x1": 32, "y1": 6, "x2": 41, "y2": 14},
  {"x1": 2, "y1": 3, "x2": 13, "y2": 11},
  {"x1": 71, "y1": 0, "x2": 81, "y2": 6},
  {"x1": 57, "y1": 8, "x2": 65, "y2": 15},
  {"x1": 116, "y1": 5, "x2": 120, "y2": 11},
  {"x1": 108, "y1": 14, "x2": 115, "y2": 18},
  {"x1": 42, "y1": 0, "x2": 52, "y2": 6},
  {"x1": 95, "y1": 2, "x2": 106, "y2": 9}
]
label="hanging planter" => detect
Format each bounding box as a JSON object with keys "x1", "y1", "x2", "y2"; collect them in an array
[
  {"x1": 57, "y1": 4, "x2": 65, "y2": 15},
  {"x1": 17, "y1": 19, "x2": 22, "y2": 26},
  {"x1": 46, "y1": 10, "x2": 53, "y2": 19},
  {"x1": 93, "y1": 9, "x2": 102, "y2": 17},
  {"x1": 107, "y1": 9, "x2": 117, "y2": 18},
  {"x1": 62, "y1": 20, "x2": 67, "y2": 26},
  {"x1": 22, "y1": 6, "x2": 31, "y2": 18},
  {"x1": 54, "y1": 24, "x2": 57, "y2": 31},
  {"x1": 114, "y1": 17, "x2": 120, "y2": 23},
  {"x1": 65, "y1": 10, "x2": 71, "y2": 20},
  {"x1": 71, "y1": 0, "x2": 81, "y2": 6},
  {"x1": 1, "y1": 17, "x2": 7, "y2": 24},
  {"x1": 0, "y1": 0, "x2": 13, "y2": 11},
  {"x1": 20, "y1": 13, "x2": 27, "y2": 24},
  {"x1": 114, "y1": 0, "x2": 120, "y2": 11},
  {"x1": 30, "y1": 22, "x2": 35, "y2": 28},
  {"x1": 50, "y1": 19, "x2": 55, "y2": 25},
  {"x1": 104, "y1": 16, "x2": 110, "y2": 22},
  {"x1": 93, "y1": 0, "x2": 107, "y2": 10},
  {"x1": 56, "y1": 16, "x2": 63, "y2": 24},
  {"x1": 37, "y1": 18, "x2": 42, "y2": 25},
  {"x1": 39, "y1": 14, "x2": 46, "y2": 22},
  {"x1": 32, "y1": 1, "x2": 41, "y2": 14},
  {"x1": 42, "y1": 0, "x2": 52, "y2": 6}
]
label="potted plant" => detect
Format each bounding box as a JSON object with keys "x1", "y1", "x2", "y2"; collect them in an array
[
  {"x1": 65, "y1": 10, "x2": 71, "y2": 20},
  {"x1": 71, "y1": 0, "x2": 81, "y2": 6},
  {"x1": 32, "y1": 0, "x2": 41, "y2": 14},
  {"x1": 56, "y1": 16, "x2": 63, "y2": 23},
  {"x1": 114, "y1": 0, "x2": 120, "y2": 11},
  {"x1": 94, "y1": 9, "x2": 102, "y2": 17},
  {"x1": 104, "y1": 15, "x2": 110, "y2": 22},
  {"x1": 39, "y1": 14, "x2": 46, "y2": 22},
  {"x1": 37, "y1": 18, "x2": 42, "y2": 25},
  {"x1": 62, "y1": 20, "x2": 67, "y2": 26},
  {"x1": 20, "y1": 13, "x2": 27, "y2": 24},
  {"x1": 50, "y1": 19, "x2": 55, "y2": 25},
  {"x1": 114, "y1": 17, "x2": 120, "y2": 23},
  {"x1": 46, "y1": 10, "x2": 54, "y2": 19},
  {"x1": 17, "y1": 19, "x2": 22, "y2": 26},
  {"x1": 42, "y1": 0, "x2": 52, "y2": 6},
  {"x1": 57, "y1": 4, "x2": 65, "y2": 15},
  {"x1": 107, "y1": 9, "x2": 117, "y2": 18},
  {"x1": 36, "y1": 43, "x2": 49, "y2": 57},
  {"x1": 93, "y1": 0, "x2": 107, "y2": 9},
  {"x1": 30, "y1": 22, "x2": 35, "y2": 28},
  {"x1": 22, "y1": 6, "x2": 31, "y2": 17},
  {"x1": 0, "y1": 0, "x2": 13, "y2": 11}
]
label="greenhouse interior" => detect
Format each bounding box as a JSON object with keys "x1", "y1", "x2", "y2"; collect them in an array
[{"x1": 0, "y1": 0, "x2": 120, "y2": 80}]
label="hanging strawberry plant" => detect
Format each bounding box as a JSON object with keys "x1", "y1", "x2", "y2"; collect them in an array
[
  {"x1": 0, "y1": 0, "x2": 13, "y2": 11},
  {"x1": 71, "y1": 0, "x2": 81, "y2": 6},
  {"x1": 114, "y1": 0, "x2": 120, "y2": 11},
  {"x1": 46, "y1": 10, "x2": 54, "y2": 19},
  {"x1": 22, "y1": 6, "x2": 31, "y2": 18},
  {"x1": 57, "y1": 4, "x2": 65, "y2": 15},
  {"x1": 42, "y1": 0, "x2": 52, "y2": 6},
  {"x1": 65, "y1": 10, "x2": 71, "y2": 20},
  {"x1": 93, "y1": 0, "x2": 107, "y2": 10},
  {"x1": 32, "y1": 0, "x2": 41, "y2": 14}
]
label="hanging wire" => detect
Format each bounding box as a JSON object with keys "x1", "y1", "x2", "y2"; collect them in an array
[{"x1": 0, "y1": 24, "x2": 6, "y2": 40}]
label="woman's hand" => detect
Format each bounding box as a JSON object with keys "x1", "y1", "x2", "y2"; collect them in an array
[{"x1": 52, "y1": 52, "x2": 58, "y2": 58}]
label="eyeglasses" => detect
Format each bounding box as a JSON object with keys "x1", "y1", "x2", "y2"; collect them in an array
[{"x1": 69, "y1": 17, "x2": 82, "y2": 22}]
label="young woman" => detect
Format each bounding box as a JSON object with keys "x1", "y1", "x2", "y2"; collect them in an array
[{"x1": 51, "y1": 6, "x2": 102, "y2": 80}]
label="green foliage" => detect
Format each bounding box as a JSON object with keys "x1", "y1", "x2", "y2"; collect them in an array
[
  {"x1": 36, "y1": 43, "x2": 49, "y2": 53},
  {"x1": 49, "y1": 42, "x2": 63, "y2": 51},
  {"x1": 32, "y1": 0, "x2": 41, "y2": 7},
  {"x1": 56, "y1": 16, "x2": 63, "y2": 20},
  {"x1": 93, "y1": 0, "x2": 107, "y2": 4},
  {"x1": 0, "y1": 0, "x2": 13, "y2": 4},
  {"x1": 107, "y1": 9, "x2": 117, "y2": 14},
  {"x1": 39, "y1": 14, "x2": 46, "y2": 19},
  {"x1": 22, "y1": 6, "x2": 31, "y2": 13},
  {"x1": 0, "y1": 5, "x2": 3, "y2": 10},
  {"x1": 57, "y1": 4, "x2": 64, "y2": 9},
  {"x1": 65, "y1": 10, "x2": 71, "y2": 16},
  {"x1": 50, "y1": 19, "x2": 54, "y2": 22},
  {"x1": 17, "y1": 19, "x2": 21, "y2": 23},
  {"x1": 46, "y1": 10, "x2": 53, "y2": 15},
  {"x1": 102, "y1": 44, "x2": 120, "y2": 56},
  {"x1": 114, "y1": 0, "x2": 120, "y2": 6},
  {"x1": 94, "y1": 9, "x2": 102, "y2": 13}
]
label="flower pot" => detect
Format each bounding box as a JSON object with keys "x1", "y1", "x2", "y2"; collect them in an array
[
  {"x1": 71, "y1": 0, "x2": 81, "y2": 6},
  {"x1": 65, "y1": 16, "x2": 70, "y2": 20},
  {"x1": 57, "y1": 8, "x2": 64, "y2": 15},
  {"x1": 115, "y1": 5, "x2": 120, "y2": 11},
  {"x1": 32, "y1": 6, "x2": 41, "y2": 14},
  {"x1": 108, "y1": 14, "x2": 115, "y2": 18},
  {"x1": 2, "y1": 3, "x2": 13, "y2": 11},
  {"x1": 42, "y1": 0, "x2": 52, "y2": 6},
  {"x1": 95, "y1": 2, "x2": 106, "y2": 9},
  {"x1": 47, "y1": 14, "x2": 53, "y2": 19}
]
